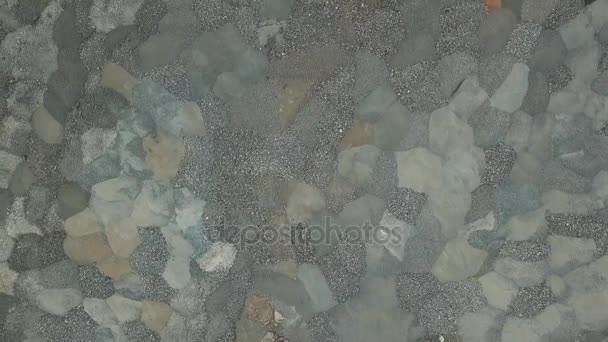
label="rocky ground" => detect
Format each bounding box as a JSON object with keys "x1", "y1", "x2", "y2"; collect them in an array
[{"x1": 1, "y1": 0, "x2": 608, "y2": 341}]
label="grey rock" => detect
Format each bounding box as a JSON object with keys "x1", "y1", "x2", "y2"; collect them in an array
[
  {"x1": 44, "y1": 49, "x2": 88, "y2": 124},
  {"x1": 354, "y1": 86, "x2": 398, "y2": 122},
  {"x1": 8, "y1": 232, "x2": 66, "y2": 272},
  {"x1": 542, "y1": 159, "x2": 592, "y2": 194},
  {"x1": 496, "y1": 182, "x2": 541, "y2": 224},
  {"x1": 495, "y1": 258, "x2": 549, "y2": 287},
  {"x1": 391, "y1": 33, "x2": 436, "y2": 69},
  {"x1": 481, "y1": 143, "x2": 517, "y2": 187},
  {"x1": 439, "y1": 51, "x2": 478, "y2": 97},
  {"x1": 479, "y1": 53, "x2": 516, "y2": 96},
  {"x1": 508, "y1": 284, "x2": 556, "y2": 318},
  {"x1": 35, "y1": 288, "x2": 83, "y2": 315},
  {"x1": 8, "y1": 161, "x2": 35, "y2": 196},
  {"x1": 89, "y1": 176, "x2": 141, "y2": 226},
  {"x1": 52, "y1": 6, "x2": 86, "y2": 49},
  {"x1": 528, "y1": 30, "x2": 567, "y2": 74},
  {"x1": 0, "y1": 230, "x2": 14, "y2": 263},
  {"x1": 401, "y1": 0, "x2": 441, "y2": 38},
  {"x1": 260, "y1": 0, "x2": 295, "y2": 20},
  {"x1": 39, "y1": 260, "x2": 80, "y2": 289},
  {"x1": 479, "y1": 8, "x2": 518, "y2": 56},
  {"x1": 122, "y1": 320, "x2": 160, "y2": 342},
  {"x1": 469, "y1": 103, "x2": 513, "y2": 147},
  {"x1": 297, "y1": 263, "x2": 337, "y2": 313},
  {"x1": 0, "y1": 151, "x2": 22, "y2": 189},
  {"x1": 521, "y1": 71, "x2": 550, "y2": 115},
  {"x1": 25, "y1": 186, "x2": 53, "y2": 223},
  {"x1": 591, "y1": 71, "x2": 608, "y2": 96},
  {"x1": 130, "y1": 180, "x2": 174, "y2": 227},
  {"x1": 396, "y1": 272, "x2": 441, "y2": 314},
  {"x1": 352, "y1": 52, "x2": 391, "y2": 103},
  {"x1": 57, "y1": 182, "x2": 89, "y2": 219}
]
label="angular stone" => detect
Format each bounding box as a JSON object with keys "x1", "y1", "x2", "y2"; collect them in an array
[
  {"x1": 478, "y1": 271, "x2": 518, "y2": 310},
  {"x1": 490, "y1": 63, "x2": 529, "y2": 113},
  {"x1": 337, "y1": 145, "x2": 381, "y2": 188},
  {"x1": 448, "y1": 77, "x2": 489, "y2": 121},
  {"x1": 97, "y1": 256, "x2": 132, "y2": 280},
  {"x1": 395, "y1": 147, "x2": 442, "y2": 194},
  {"x1": 196, "y1": 242, "x2": 237, "y2": 273},
  {"x1": 429, "y1": 190, "x2": 471, "y2": 237},
  {"x1": 0, "y1": 262, "x2": 18, "y2": 295},
  {"x1": 31, "y1": 106, "x2": 63, "y2": 144},
  {"x1": 83, "y1": 297, "x2": 118, "y2": 326},
  {"x1": 286, "y1": 182, "x2": 326, "y2": 224},
  {"x1": 174, "y1": 188, "x2": 206, "y2": 232},
  {"x1": 80, "y1": 128, "x2": 117, "y2": 164},
  {"x1": 63, "y1": 233, "x2": 113, "y2": 265},
  {"x1": 391, "y1": 33, "x2": 436, "y2": 69},
  {"x1": 354, "y1": 86, "x2": 399, "y2": 122},
  {"x1": 130, "y1": 180, "x2": 174, "y2": 227},
  {"x1": 495, "y1": 258, "x2": 549, "y2": 287},
  {"x1": 90, "y1": 0, "x2": 145, "y2": 33},
  {"x1": 432, "y1": 238, "x2": 487, "y2": 283},
  {"x1": 559, "y1": 10, "x2": 595, "y2": 50},
  {"x1": 57, "y1": 182, "x2": 90, "y2": 220},
  {"x1": 478, "y1": 8, "x2": 518, "y2": 56},
  {"x1": 8, "y1": 161, "x2": 34, "y2": 196},
  {"x1": 90, "y1": 176, "x2": 141, "y2": 226},
  {"x1": 143, "y1": 134, "x2": 185, "y2": 183},
  {"x1": 141, "y1": 300, "x2": 173, "y2": 334},
  {"x1": 105, "y1": 218, "x2": 141, "y2": 258},
  {"x1": 566, "y1": 42, "x2": 602, "y2": 83},
  {"x1": 0, "y1": 150, "x2": 22, "y2": 189},
  {"x1": 442, "y1": 150, "x2": 484, "y2": 193},
  {"x1": 504, "y1": 208, "x2": 548, "y2": 241},
  {"x1": 5, "y1": 197, "x2": 42, "y2": 237},
  {"x1": 35, "y1": 288, "x2": 83, "y2": 315},
  {"x1": 297, "y1": 263, "x2": 337, "y2": 313},
  {"x1": 106, "y1": 294, "x2": 142, "y2": 322},
  {"x1": 439, "y1": 51, "x2": 478, "y2": 98},
  {"x1": 548, "y1": 235, "x2": 597, "y2": 273},
  {"x1": 63, "y1": 208, "x2": 103, "y2": 237},
  {"x1": 428, "y1": 107, "x2": 475, "y2": 158}
]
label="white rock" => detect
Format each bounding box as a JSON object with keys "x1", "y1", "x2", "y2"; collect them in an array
[
  {"x1": 6, "y1": 197, "x2": 42, "y2": 237},
  {"x1": 504, "y1": 208, "x2": 547, "y2": 242},
  {"x1": 81, "y1": 128, "x2": 118, "y2": 164},
  {"x1": 542, "y1": 190, "x2": 604, "y2": 215},
  {"x1": 478, "y1": 271, "x2": 518, "y2": 310},
  {"x1": 563, "y1": 256, "x2": 608, "y2": 293},
  {"x1": 505, "y1": 111, "x2": 533, "y2": 153},
  {"x1": 106, "y1": 294, "x2": 142, "y2": 322},
  {"x1": 548, "y1": 235, "x2": 596, "y2": 273},
  {"x1": 285, "y1": 182, "x2": 326, "y2": 224},
  {"x1": 428, "y1": 189, "x2": 471, "y2": 237},
  {"x1": 589, "y1": 0, "x2": 608, "y2": 31},
  {"x1": 377, "y1": 210, "x2": 414, "y2": 261},
  {"x1": 448, "y1": 77, "x2": 489, "y2": 121},
  {"x1": 490, "y1": 63, "x2": 529, "y2": 113},
  {"x1": 196, "y1": 242, "x2": 237, "y2": 273},
  {"x1": 174, "y1": 188, "x2": 206, "y2": 232},
  {"x1": 161, "y1": 224, "x2": 194, "y2": 258},
  {"x1": 428, "y1": 107, "x2": 475, "y2": 158},
  {"x1": 592, "y1": 170, "x2": 608, "y2": 201},
  {"x1": 90, "y1": 0, "x2": 145, "y2": 33},
  {"x1": 459, "y1": 306, "x2": 502, "y2": 342},
  {"x1": 569, "y1": 289, "x2": 608, "y2": 331},
  {"x1": 63, "y1": 208, "x2": 103, "y2": 237},
  {"x1": 105, "y1": 218, "x2": 141, "y2": 258},
  {"x1": 442, "y1": 149, "x2": 484, "y2": 193},
  {"x1": 494, "y1": 258, "x2": 549, "y2": 287},
  {"x1": 0, "y1": 262, "x2": 18, "y2": 295},
  {"x1": 90, "y1": 176, "x2": 141, "y2": 226},
  {"x1": 502, "y1": 304, "x2": 577, "y2": 342},
  {"x1": 337, "y1": 145, "x2": 381, "y2": 187},
  {"x1": 547, "y1": 79, "x2": 589, "y2": 115},
  {"x1": 395, "y1": 147, "x2": 443, "y2": 193},
  {"x1": 297, "y1": 263, "x2": 337, "y2": 313},
  {"x1": 163, "y1": 256, "x2": 192, "y2": 290},
  {"x1": 432, "y1": 238, "x2": 487, "y2": 283},
  {"x1": 566, "y1": 42, "x2": 601, "y2": 83},
  {"x1": 546, "y1": 275, "x2": 567, "y2": 298},
  {"x1": 130, "y1": 180, "x2": 174, "y2": 227},
  {"x1": 559, "y1": 9, "x2": 595, "y2": 50},
  {"x1": 461, "y1": 211, "x2": 496, "y2": 240},
  {"x1": 0, "y1": 150, "x2": 21, "y2": 189},
  {"x1": 0, "y1": 231, "x2": 14, "y2": 262},
  {"x1": 35, "y1": 288, "x2": 83, "y2": 315},
  {"x1": 83, "y1": 298, "x2": 119, "y2": 326},
  {"x1": 354, "y1": 86, "x2": 399, "y2": 121}
]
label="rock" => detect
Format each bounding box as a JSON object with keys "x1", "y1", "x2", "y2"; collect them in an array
[
  {"x1": 505, "y1": 111, "x2": 533, "y2": 152},
  {"x1": 161, "y1": 224, "x2": 194, "y2": 289},
  {"x1": 504, "y1": 208, "x2": 547, "y2": 241},
  {"x1": 521, "y1": 0, "x2": 560, "y2": 22},
  {"x1": 428, "y1": 107, "x2": 475, "y2": 158},
  {"x1": 90, "y1": 176, "x2": 141, "y2": 226},
  {"x1": 105, "y1": 218, "x2": 141, "y2": 258},
  {"x1": 478, "y1": 8, "x2": 518, "y2": 56},
  {"x1": 469, "y1": 104, "x2": 512, "y2": 147},
  {"x1": 31, "y1": 106, "x2": 63, "y2": 144},
  {"x1": 521, "y1": 72, "x2": 550, "y2": 116},
  {"x1": 394, "y1": 147, "x2": 442, "y2": 194},
  {"x1": 0, "y1": 231, "x2": 14, "y2": 263},
  {"x1": 501, "y1": 304, "x2": 578, "y2": 342},
  {"x1": 569, "y1": 289, "x2": 608, "y2": 331},
  {"x1": 143, "y1": 134, "x2": 185, "y2": 183},
  {"x1": 479, "y1": 53, "x2": 516, "y2": 96},
  {"x1": 391, "y1": 33, "x2": 436, "y2": 69},
  {"x1": 5, "y1": 198, "x2": 42, "y2": 237},
  {"x1": 106, "y1": 294, "x2": 142, "y2": 322},
  {"x1": 141, "y1": 300, "x2": 173, "y2": 334},
  {"x1": 439, "y1": 51, "x2": 478, "y2": 97},
  {"x1": 196, "y1": 242, "x2": 236, "y2": 273},
  {"x1": 130, "y1": 180, "x2": 174, "y2": 227},
  {"x1": 352, "y1": 52, "x2": 391, "y2": 102},
  {"x1": 138, "y1": 34, "x2": 185, "y2": 70},
  {"x1": 174, "y1": 188, "x2": 206, "y2": 232},
  {"x1": 448, "y1": 77, "x2": 489, "y2": 121},
  {"x1": 490, "y1": 63, "x2": 529, "y2": 113},
  {"x1": 0, "y1": 262, "x2": 18, "y2": 295},
  {"x1": 559, "y1": 8, "x2": 595, "y2": 50},
  {"x1": 100, "y1": 63, "x2": 139, "y2": 99},
  {"x1": 63, "y1": 208, "x2": 103, "y2": 237},
  {"x1": 97, "y1": 256, "x2": 132, "y2": 280},
  {"x1": 546, "y1": 275, "x2": 567, "y2": 298},
  {"x1": 354, "y1": 86, "x2": 398, "y2": 122},
  {"x1": 431, "y1": 239, "x2": 488, "y2": 283},
  {"x1": 376, "y1": 210, "x2": 414, "y2": 262},
  {"x1": 458, "y1": 306, "x2": 502, "y2": 342},
  {"x1": 337, "y1": 145, "x2": 381, "y2": 188},
  {"x1": 428, "y1": 190, "x2": 472, "y2": 237},
  {"x1": 24, "y1": 185, "x2": 52, "y2": 222},
  {"x1": 83, "y1": 297, "x2": 118, "y2": 326},
  {"x1": 286, "y1": 182, "x2": 326, "y2": 224},
  {"x1": 81, "y1": 128, "x2": 117, "y2": 164},
  {"x1": 260, "y1": 0, "x2": 295, "y2": 20},
  {"x1": 542, "y1": 159, "x2": 591, "y2": 194},
  {"x1": 592, "y1": 71, "x2": 608, "y2": 96},
  {"x1": 548, "y1": 235, "x2": 596, "y2": 273},
  {"x1": 542, "y1": 190, "x2": 604, "y2": 215},
  {"x1": 479, "y1": 271, "x2": 518, "y2": 310},
  {"x1": 277, "y1": 78, "x2": 314, "y2": 129},
  {"x1": 133, "y1": 228, "x2": 169, "y2": 276},
  {"x1": 442, "y1": 150, "x2": 484, "y2": 193},
  {"x1": 63, "y1": 233, "x2": 113, "y2": 265},
  {"x1": 593, "y1": 170, "x2": 608, "y2": 202},
  {"x1": 494, "y1": 258, "x2": 549, "y2": 287},
  {"x1": 0, "y1": 151, "x2": 22, "y2": 189},
  {"x1": 8, "y1": 162, "x2": 34, "y2": 196},
  {"x1": 566, "y1": 42, "x2": 602, "y2": 83},
  {"x1": 57, "y1": 182, "x2": 90, "y2": 220},
  {"x1": 0, "y1": 116, "x2": 30, "y2": 154},
  {"x1": 90, "y1": 0, "x2": 145, "y2": 33},
  {"x1": 297, "y1": 263, "x2": 337, "y2": 313},
  {"x1": 35, "y1": 288, "x2": 83, "y2": 316}
]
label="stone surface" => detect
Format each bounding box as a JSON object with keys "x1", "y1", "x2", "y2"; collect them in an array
[
  {"x1": 63, "y1": 208, "x2": 103, "y2": 237},
  {"x1": 448, "y1": 77, "x2": 489, "y2": 121},
  {"x1": 57, "y1": 182, "x2": 90, "y2": 220},
  {"x1": 495, "y1": 258, "x2": 549, "y2": 287},
  {"x1": 395, "y1": 147, "x2": 443, "y2": 194},
  {"x1": 478, "y1": 8, "x2": 518, "y2": 56},
  {"x1": 63, "y1": 233, "x2": 113, "y2": 265},
  {"x1": 35, "y1": 288, "x2": 83, "y2": 315},
  {"x1": 106, "y1": 294, "x2": 142, "y2": 322},
  {"x1": 90, "y1": 176, "x2": 141, "y2": 226},
  {"x1": 105, "y1": 218, "x2": 141, "y2": 258},
  {"x1": 31, "y1": 106, "x2": 63, "y2": 144},
  {"x1": 0, "y1": 262, "x2": 18, "y2": 295},
  {"x1": 8, "y1": 162, "x2": 34, "y2": 196},
  {"x1": 0, "y1": 151, "x2": 22, "y2": 189},
  {"x1": 490, "y1": 63, "x2": 530, "y2": 113},
  {"x1": 286, "y1": 182, "x2": 326, "y2": 224},
  {"x1": 479, "y1": 271, "x2": 518, "y2": 311},
  {"x1": 504, "y1": 208, "x2": 548, "y2": 241},
  {"x1": 90, "y1": 0, "x2": 145, "y2": 33},
  {"x1": 83, "y1": 297, "x2": 118, "y2": 326},
  {"x1": 428, "y1": 107, "x2": 475, "y2": 158},
  {"x1": 143, "y1": 134, "x2": 185, "y2": 183},
  {"x1": 130, "y1": 180, "x2": 174, "y2": 227},
  {"x1": 5, "y1": 198, "x2": 42, "y2": 237},
  {"x1": 548, "y1": 235, "x2": 597, "y2": 273},
  {"x1": 337, "y1": 145, "x2": 381, "y2": 187},
  {"x1": 297, "y1": 263, "x2": 337, "y2": 313},
  {"x1": 196, "y1": 242, "x2": 237, "y2": 273},
  {"x1": 141, "y1": 300, "x2": 173, "y2": 334},
  {"x1": 97, "y1": 256, "x2": 132, "y2": 280},
  {"x1": 81, "y1": 128, "x2": 117, "y2": 164},
  {"x1": 439, "y1": 51, "x2": 478, "y2": 97},
  {"x1": 431, "y1": 238, "x2": 487, "y2": 283}
]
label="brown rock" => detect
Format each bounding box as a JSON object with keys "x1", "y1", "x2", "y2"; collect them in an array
[
  {"x1": 63, "y1": 233, "x2": 113, "y2": 265},
  {"x1": 63, "y1": 208, "x2": 103, "y2": 237},
  {"x1": 97, "y1": 256, "x2": 132, "y2": 280},
  {"x1": 340, "y1": 119, "x2": 371, "y2": 149},
  {"x1": 278, "y1": 79, "x2": 314, "y2": 129},
  {"x1": 141, "y1": 300, "x2": 173, "y2": 334},
  {"x1": 105, "y1": 218, "x2": 141, "y2": 258},
  {"x1": 143, "y1": 133, "x2": 185, "y2": 183},
  {"x1": 246, "y1": 294, "x2": 274, "y2": 327}
]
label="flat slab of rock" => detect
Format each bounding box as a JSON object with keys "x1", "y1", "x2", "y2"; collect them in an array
[
  {"x1": 432, "y1": 238, "x2": 487, "y2": 283},
  {"x1": 35, "y1": 288, "x2": 83, "y2": 315},
  {"x1": 490, "y1": 63, "x2": 529, "y2": 113}
]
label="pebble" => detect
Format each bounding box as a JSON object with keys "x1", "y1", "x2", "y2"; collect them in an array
[
  {"x1": 478, "y1": 8, "x2": 519, "y2": 56},
  {"x1": 83, "y1": 297, "x2": 118, "y2": 326},
  {"x1": 56, "y1": 182, "x2": 90, "y2": 220},
  {"x1": 0, "y1": 262, "x2": 18, "y2": 295},
  {"x1": 141, "y1": 300, "x2": 173, "y2": 334},
  {"x1": 63, "y1": 233, "x2": 113, "y2": 265},
  {"x1": 31, "y1": 106, "x2": 64, "y2": 145},
  {"x1": 97, "y1": 256, "x2": 133, "y2": 280},
  {"x1": 395, "y1": 147, "x2": 443, "y2": 194},
  {"x1": 35, "y1": 288, "x2": 83, "y2": 316},
  {"x1": 490, "y1": 62, "x2": 530, "y2": 113},
  {"x1": 431, "y1": 238, "x2": 487, "y2": 283},
  {"x1": 428, "y1": 107, "x2": 475, "y2": 158},
  {"x1": 0, "y1": 150, "x2": 22, "y2": 189},
  {"x1": 63, "y1": 208, "x2": 103, "y2": 237},
  {"x1": 143, "y1": 133, "x2": 185, "y2": 183},
  {"x1": 478, "y1": 271, "x2": 519, "y2": 310},
  {"x1": 548, "y1": 235, "x2": 597, "y2": 273},
  {"x1": 196, "y1": 242, "x2": 237, "y2": 273},
  {"x1": 90, "y1": 176, "x2": 141, "y2": 226},
  {"x1": 106, "y1": 294, "x2": 142, "y2": 322},
  {"x1": 438, "y1": 51, "x2": 478, "y2": 97},
  {"x1": 173, "y1": 188, "x2": 205, "y2": 232},
  {"x1": 495, "y1": 258, "x2": 549, "y2": 287},
  {"x1": 521, "y1": 71, "x2": 550, "y2": 115},
  {"x1": 458, "y1": 306, "x2": 502, "y2": 342}
]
